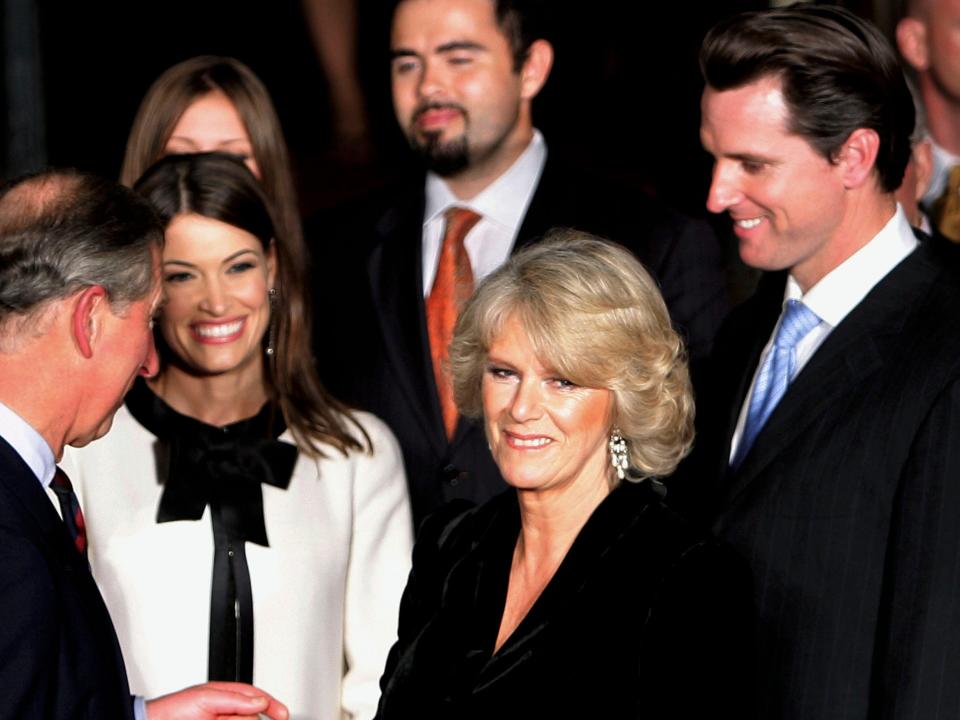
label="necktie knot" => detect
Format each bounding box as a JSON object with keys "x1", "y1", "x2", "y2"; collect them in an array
[{"x1": 774, "y1": 300, "x2": 821, "y2": 350}]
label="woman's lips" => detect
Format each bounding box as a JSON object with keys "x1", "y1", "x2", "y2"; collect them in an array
[{"x1": 190, "y1": 318, "x2": 245, "y2": 344}]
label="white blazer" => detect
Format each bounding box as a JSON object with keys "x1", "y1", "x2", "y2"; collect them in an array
[{"x1": 62, "y1": 404, "x2": 412, "y2": 720}]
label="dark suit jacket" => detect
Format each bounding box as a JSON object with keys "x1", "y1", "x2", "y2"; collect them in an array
[
  {"x1": 674, "y1": 237, "x2": 960, "y2": 719},
  {"x1": 0, "y1": 436, "x2": 133, "y2": 720},
  {"x1": 375, "y1": 480, "x2": 755, "y2": 719},
  {"x1": 312, "y1": 157, "x2": 728, "y2": 525}
]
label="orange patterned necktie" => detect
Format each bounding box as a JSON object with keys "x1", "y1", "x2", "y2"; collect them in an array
[{"x1": 427, "y1": 207, "x2": 481, "y2": 439}]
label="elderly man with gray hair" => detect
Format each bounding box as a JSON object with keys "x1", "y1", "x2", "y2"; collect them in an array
[{"x1": 0, "y1": 169, "x2": 287, "y2": 720}]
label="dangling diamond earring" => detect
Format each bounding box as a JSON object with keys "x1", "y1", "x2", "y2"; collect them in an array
[
  {"x1": 609, "y1": 428, "x2": 628, "y2": 481},
  {"x1": 265, "y1": 287, "x2": 277, "y2": 357}
]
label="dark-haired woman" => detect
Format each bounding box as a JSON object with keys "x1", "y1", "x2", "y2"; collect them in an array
[{"x1": 64, "y1": 153, "x2": 412, "y2": 720}]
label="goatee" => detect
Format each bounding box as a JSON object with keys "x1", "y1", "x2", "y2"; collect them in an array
[{"x1": 411, "y1": 133, "x2": 470, "y2": 176}]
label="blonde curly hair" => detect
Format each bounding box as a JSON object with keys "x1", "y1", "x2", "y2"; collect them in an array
[{"x1": 449, "y1": 229, "x2": 694, "y2": 482}]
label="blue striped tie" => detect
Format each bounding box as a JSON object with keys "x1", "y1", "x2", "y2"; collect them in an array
[{"x1": 733, "y1": 299, "x2": 821, "y2": 468}]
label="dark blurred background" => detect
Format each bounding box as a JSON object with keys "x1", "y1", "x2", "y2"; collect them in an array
[{"x1": 2, "y1": 0, "x2": 891, "y2": 221}]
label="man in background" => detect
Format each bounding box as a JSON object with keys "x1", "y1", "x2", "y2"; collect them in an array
[
  {"x1": 314, "y1": 0, "x2": 729, "y2": 525},
  {"x1": 897, "y1": 0, "x2": 960, "y2": 237}
]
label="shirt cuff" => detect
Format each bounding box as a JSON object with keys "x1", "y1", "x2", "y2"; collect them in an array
[{"x1": 133, "y1": 695, "x2": 148, "y2": 720}]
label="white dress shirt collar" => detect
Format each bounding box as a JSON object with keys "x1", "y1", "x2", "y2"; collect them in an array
[
  {"x1": 785, "y1": 205, "x2": 918, "y2": 328},
  {"x1": 424, "y1": 129, "x2": 547, "y2": 228},
  {"x1": 923, "y1": 136, "x2": 960, "y2": 207},
  {"x1": 730, "y1": 205, "x2": 918, "y2": 464},
  {"x1": 0, "y1": 400, "x2": 55, "y2": 487},
  {"x1": 420, "y1": 130, "x2": 547, "y2": 295}
]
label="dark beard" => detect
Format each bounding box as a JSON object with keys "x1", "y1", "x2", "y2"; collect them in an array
[{"x1": 410, "y1": 132, "x2": 470, "y2": 176}]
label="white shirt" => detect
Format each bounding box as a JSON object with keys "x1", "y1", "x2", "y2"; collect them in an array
[
  {"x1": 922, "y1": 136, "x2": 960, "y2": 207},
  {"x1": 729, "y1": 206, "x2": 919, "y2": 463},
  {"x1": 0, "y1": 400, "x2": 54, "y2": 487},
  {"x1": 421, "y1": 130, "x2": 547, "y2": 296}
]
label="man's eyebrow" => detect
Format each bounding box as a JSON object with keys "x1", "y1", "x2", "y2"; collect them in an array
[
  {"x1": 436, "y1": 41, "x2": 486, "y2": 53},
  {"x1": 390, "y1": 41, "x2": 488, "y2": 60}
]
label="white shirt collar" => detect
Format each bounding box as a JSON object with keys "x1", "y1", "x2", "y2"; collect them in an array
[
  {"x1": 786, "y1": 205, "x2": 918, "y2": 327},
  {"x1": 423, "y1": 129, "x2": 547, "y2": 228},
  {"x1": 923, "y1": 136, "x2": 960, "y2": 206},
  {"x1": 0, "y1": 400, "x2": 55, "y2": 487}
]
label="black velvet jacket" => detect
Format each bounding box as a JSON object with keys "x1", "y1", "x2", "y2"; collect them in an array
[{"x1": 376, "y1": 481, "x2": 756, "y2": 719}]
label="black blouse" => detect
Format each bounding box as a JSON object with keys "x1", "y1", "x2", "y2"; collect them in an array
[{"x1": 376, "y1": 480, "x2": 756, "y2": 719}]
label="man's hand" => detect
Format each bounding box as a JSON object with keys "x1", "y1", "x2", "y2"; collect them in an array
[{"x1": 146, "y1": 681, "x2": 289, "y2": 719}]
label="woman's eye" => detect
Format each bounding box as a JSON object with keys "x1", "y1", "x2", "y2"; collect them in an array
[
  {"x1": 487, "y1": 366, "x2": 514, "y2": 380},
  {"x1": 164, "y1": 271, "x2": 192, "y2": 283},
  {"x1": 228, "y1": 261, "x2": 255, "y2": 274},
  {"x1": 552, "y1": 377, "x2": 576, "y2": 389}
]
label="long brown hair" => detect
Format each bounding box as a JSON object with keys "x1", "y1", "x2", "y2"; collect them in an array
[
  {"x1": 120, "y1": 56, "x2": 303, "y2": 254},
  {"x1": 135, "y1": 153, "x2": 369, "y2": 458}
]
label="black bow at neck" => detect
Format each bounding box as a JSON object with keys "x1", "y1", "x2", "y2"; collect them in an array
[{"x1": 125, "y1": 378, "x2": 298, "y2": 546}]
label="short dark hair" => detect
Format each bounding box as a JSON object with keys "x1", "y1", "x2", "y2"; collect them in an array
[
  {"x1": 0, "y1": 169, "x2": 162, "y2": 334},
  {"x1": 700, "y1": 4, "x2": 914, "y2": 193},
  {"x1": 392, "y1": 0, "x2": 549, "y2": 71}
]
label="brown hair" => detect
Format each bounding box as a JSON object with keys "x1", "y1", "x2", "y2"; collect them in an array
[
  {"x1": 135, "y1": 153, "x2": 368, "y2": 458},
  {"x1": 120, "y1": 56, "x2": 303, "y2": 255},
  {"x1": 701, "y1": 5, "x2": 914, "y2": 193}
]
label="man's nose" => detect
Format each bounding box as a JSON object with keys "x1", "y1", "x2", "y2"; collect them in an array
[{"x1": 706, "y1": 163, "x2": 744, "y2": 214}]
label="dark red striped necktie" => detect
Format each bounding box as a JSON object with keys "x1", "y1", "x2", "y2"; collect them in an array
[{"x1": 50, "y1": 467, "x2": 87, "y2": 558}]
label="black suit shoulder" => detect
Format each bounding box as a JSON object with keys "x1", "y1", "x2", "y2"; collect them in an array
[{"x1": 0, "y1": 439, "x2": 133, "y2": 720}]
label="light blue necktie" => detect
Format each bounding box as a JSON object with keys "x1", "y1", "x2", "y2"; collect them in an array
[{"x1": 732, "y1": 299, "x2": 821, "y2": 468}]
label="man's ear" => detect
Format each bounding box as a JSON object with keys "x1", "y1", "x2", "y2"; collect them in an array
[
  {"x1": 71, "y1": 285, "x2": 108, "y2": 359},
  {"x1": 520, "y1": 39, "x2": 554, "y2": 101},
  {"x1": 897, "y1": 18, "x2": 929, "y2": 72},
  {"x1": 837, "y1": 128, "x2": 881, "y2": 189}
]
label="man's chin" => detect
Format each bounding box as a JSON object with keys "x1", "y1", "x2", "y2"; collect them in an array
[{"x1": 412, "y1": 137, "x2": 470, "y2": 176}]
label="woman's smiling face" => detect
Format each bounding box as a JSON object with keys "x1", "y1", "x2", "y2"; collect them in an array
[
  {"x1": 482, "y1": 314, "x2": 614, "y2": 496},
  {"x1": 158, "y1": 213, "x2": 275, "y2": 381}
]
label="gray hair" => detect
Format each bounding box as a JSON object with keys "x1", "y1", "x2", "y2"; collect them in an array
[{"x1": 0, "y1": 170, "x2": 162, "y2": 344}]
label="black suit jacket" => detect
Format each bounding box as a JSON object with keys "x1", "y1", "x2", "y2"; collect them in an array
[
  {"x1": 375, "y1": 481, "x2": 755, "y2": 719},
  {"x1": 0, "y1": 436, "x2": 133, "y2": 720},
  {"x1": 674, "y1": 237, "x2": 960, "y2": 719},
  {"x1": 312, "y1": 157, "x2": 728, "y2": 526}
]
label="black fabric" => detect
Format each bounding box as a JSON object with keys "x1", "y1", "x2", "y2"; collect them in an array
[
  {"x1": 376, "y1": 481, "x2": 756, "y2": 719},
  {"x1": 310, "y1": 156, "x2": 729, "y2": 527},
  {"x1": 125, "y1": 378, "x2": 296, "y2": 683},
  {"x1": 671, "y1": 237, "x2": 960, "y2": 719},
  {"x1": 0, "y1": 435, "x2": 134, "y2": 719}
]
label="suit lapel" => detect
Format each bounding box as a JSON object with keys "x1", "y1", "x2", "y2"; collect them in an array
[
  {"x1": 720, "y1": 245, "x2": 934, "y2": 510},
  {"x1": 368, "y1": 189, "x2": 448, "y2": 453}
]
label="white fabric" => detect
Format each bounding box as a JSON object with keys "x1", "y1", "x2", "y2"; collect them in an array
[
  {"x1": 730, "y1": 206, "x2": 918, "y2": 463},
  {"x1": 421, "y1": 130, "x2": 547, "y2": 295},
  {"x1": 0, "y1": 400, "x2": 54, "y2": 487},
  {"x1": 62, "y1": 405, "x2": 413, "y2": 720},
  {"x1": 922, "y1": 136, "x2": 960, "y2": 207}
]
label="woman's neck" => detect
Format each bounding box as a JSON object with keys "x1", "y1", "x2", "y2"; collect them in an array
[
  {"x1": 148, "y1": 363, "x2": 270, "y2": 427},
  {"x1": 514, "y1": 466, "x2": 611, "y2": 573}
]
